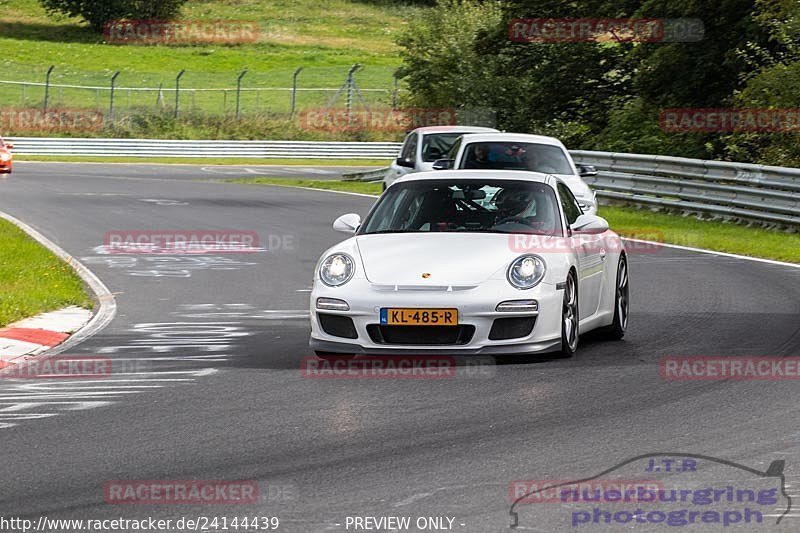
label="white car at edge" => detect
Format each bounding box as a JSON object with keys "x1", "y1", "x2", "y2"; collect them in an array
[
  {"x1": 382, "y1": 125, "x2": 498, "y2": 190},
  {"x1": 309, "y1": 169, "x2": 629, "y2": 358},
  {"x1": 440, "y1": 132, "x2": 599, "y2": 215}
]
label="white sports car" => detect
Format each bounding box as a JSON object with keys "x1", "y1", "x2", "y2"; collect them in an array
[
  {"x1": 439, "y1": 132, "x2": 599, "y2": 215},
  {"x1": 309, "y1": 170, "x2": 629, "y2": 358}
]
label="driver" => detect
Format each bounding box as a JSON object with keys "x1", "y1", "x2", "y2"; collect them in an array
[
  {"x1": 493, "y1": 188, "x2": 555, "y2": 232},
  {"x1": 495, "y1": 189, "x2": 536, "y2": 219},
  {"x1": 465, "y1": 144, "x2": 492, "y2": 169}
]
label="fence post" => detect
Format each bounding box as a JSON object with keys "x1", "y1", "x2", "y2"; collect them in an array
[
  {"x1": 346, "y1": 63, "x2": 360, "y2": 128},
  {"x1": 392, "y1": 70, "x2": 399, "y2": 110},
  {"x1": 174, "y1": 69, "x2": 186, "y2": 119},
  {"x1": 236, "y1": 69, "x2": 248, "y2": 120},
  {"x1": 43, "y1": 65, "x2": 55, "y2": 112},
  {"x1": 291, "y1": 66, "x2": 303, "y2": 116},
  {"x1": 109, "y1": 71, "x2": 120, "y2": 121}
]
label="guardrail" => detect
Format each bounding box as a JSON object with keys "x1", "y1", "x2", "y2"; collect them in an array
[
  {"x1": 7, "y1": 137, "x2": 798, "y2": 226},
  {"x1": 6, "y1": 137, "x2": 402, "y2": 159},
  {"x1": 340, "y1": 149, "x2": 800, "y2": 227},
  {"x1": 571, "y1": 151, "x2": 800, "y2": 227}
]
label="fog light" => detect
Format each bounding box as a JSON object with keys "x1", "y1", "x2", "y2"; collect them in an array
[
  {"x1": 316, "y1": 297, "x2": 350, "y2": 311},
  {"x1": 496, "y1": 300, "x2": 538, "y2": 312}
]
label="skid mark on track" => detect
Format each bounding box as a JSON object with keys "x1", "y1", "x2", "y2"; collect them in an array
[
  {"x1": 0, "y1": 319, "x2": 252, "y2": 430},
  {"x1": 81, "y1": 255, "x2": 260, "y2": 278},
  {"x1": 138, "y1": 198, "x2": 189, "y2": 206},
  {"x1": 171, "y1": 303, "x2": 309, "y2": 320}
]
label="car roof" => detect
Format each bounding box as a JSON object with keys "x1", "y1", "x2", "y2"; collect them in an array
[
  {"x1": 411, "y1": 125, "x2": 499, "y2": 135},
  {"x1": 394, "y1": 169, "x2": 555, "y2": 187},
  {"x1": 456, "y1": 132, "x2": 565, "y2": 147}
]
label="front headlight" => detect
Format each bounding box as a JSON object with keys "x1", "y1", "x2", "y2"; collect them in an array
[
  {"x1": 0, "y1": 153, "x2": 10, "y2": 161},
  {"x1": 507, "y1": 255, "x2": 546, "y2": 290},
  {"x1": 319, "y1": 253, "x2": 355, "y2": 287}
]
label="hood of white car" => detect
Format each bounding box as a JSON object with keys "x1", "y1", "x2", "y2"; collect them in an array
[
  {"x1": 554, "y1": 174, "x2": 594, "y2": 200},
  {"x1": 355, "y1": 233, "x2": 549, "y2": 285}
]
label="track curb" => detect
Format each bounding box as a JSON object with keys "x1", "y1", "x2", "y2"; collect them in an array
[{"x1": 0, "y1": 210, "x2": 117, "y2": 371}]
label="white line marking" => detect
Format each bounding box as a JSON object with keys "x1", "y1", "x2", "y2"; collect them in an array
[{"x1": 622, "y1": 237, "x2": 800, "y2": 269}]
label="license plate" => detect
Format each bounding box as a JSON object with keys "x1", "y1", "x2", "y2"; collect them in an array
[{"x1": 380, "y1": 308, "x2": 458, "y2": 326}]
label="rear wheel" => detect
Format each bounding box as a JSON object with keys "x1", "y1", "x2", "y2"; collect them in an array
[
  {"x1": 601, "y1": 255, "x2": 629, "y2": 340},
  {"x1": 559, "y1": 272, "x2": 579, "y2": 357}
]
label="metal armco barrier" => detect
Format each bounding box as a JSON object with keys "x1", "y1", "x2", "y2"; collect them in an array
[
  {"x1": 6, "y1": 137, "x2": 403, "y2": 159},
  {"x1": 571, "y1": 151, "x2": 800, "y2": 227},
  {"x1": 7, "y1": 137, "x2": 799, "y2": 226}
]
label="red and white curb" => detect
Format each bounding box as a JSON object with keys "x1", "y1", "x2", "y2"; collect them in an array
[
  {"x1": 0, "y1": 306, "x2": 93, "y2": 369},
  {"x1": 0, "y1": 210, "x2": 116, "y2": 373}
]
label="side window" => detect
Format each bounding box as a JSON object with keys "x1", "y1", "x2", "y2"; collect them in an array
[
  {"x1": 401, "y1": 133, "x2": 418, "y2": 163},
  {"x1": 558, "y1": 182, "x2": 583, "y2": 226},
  {"x1": 447, "y1": 137, "x2": 462, "y2": 163}
]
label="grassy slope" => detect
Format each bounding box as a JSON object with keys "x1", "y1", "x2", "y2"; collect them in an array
[
  {"x1": 231, "y1": 178, "x2": 800, "y2": 263},
  {"x1": 0, "y1": 0, "x2": 406, "y2": 96},
  {"x1": 0, "y1": 217, "x2": 92, "y2": 326},
  {"x1": 0, "y1": 0, "x2": 411, "y2": 138}
]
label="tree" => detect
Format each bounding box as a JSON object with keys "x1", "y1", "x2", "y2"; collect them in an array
[
  {"x1": 397, "y1": 0, "x2": 640, "y2": 146},
  {"x1": 40, "y1": 0, "x2": 188, "y2": 32},
  {"x1": 721, "y1": 0, "x2": 800, "y2": 165}
]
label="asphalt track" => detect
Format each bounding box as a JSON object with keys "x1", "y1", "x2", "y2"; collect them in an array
[{"x1": 0, "y1": 161, "x2": 799, "y2": 532}]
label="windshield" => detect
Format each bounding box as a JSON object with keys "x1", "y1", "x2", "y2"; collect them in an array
[
  {"x1": 420, "y1": 132, "x2": 467, "y2": 162},
  {"x1": 360, "y1": 179, "x2": 563, "y2": 236},
  {"x1": 460, "y1": 141, "x2": 573, "y2": 174}
]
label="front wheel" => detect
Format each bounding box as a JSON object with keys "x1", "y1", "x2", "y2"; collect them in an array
[
  {"x1": 559, "y1": 272, "x2": 579, "y2": 357},
  {"x1": 600, "y1": 255, "x2": 629, "y2": 340}
]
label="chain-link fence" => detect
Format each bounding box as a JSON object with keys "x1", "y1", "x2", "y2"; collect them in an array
[{"x1": 0, "y1": 64, "x2": 400, "y2": 120}]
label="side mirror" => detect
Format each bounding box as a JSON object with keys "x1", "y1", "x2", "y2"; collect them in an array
[
  {"x1": 576, "y1": 164, "x2": 598, "y2": 177},
  {"x1": 4, "y1": 143, "x2": 13, "y2": 150},
  {"x1": 333, "y1": 213, "x2": 362, "y2": 234},
  {"x1": 432, "y1": 158, "x2": 454, "y2": 170},
  {"x1": 571, "y1": 214, "x2": 608, "y2": 234},
  {"x1": 395, "y1": 157, "x2": 415, "y2": 169}
]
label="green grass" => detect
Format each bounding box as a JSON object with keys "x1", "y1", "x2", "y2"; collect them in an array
[
  {"x1": 0, "y1": 0, "x2": 410, "y2": 116},
  {"x1": 17, "y1": 155, "x2": 392, "y2": 166},
  {"x1": 600, "y1": 206, "x2": 800, "y2": 264},
  {"x1": 231, "y1": 179, "x2": 800, "y2": 263},
  {"x1": 229, "y1": 177, "x2": 383, "y2": 195},
  {"x1": 0, "y1": 217, "x2": 93, "y2": 327}
]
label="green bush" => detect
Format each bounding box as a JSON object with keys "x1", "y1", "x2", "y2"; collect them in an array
[{"x1": 40, "y1": 0, "x2": 188, "y2": 31}]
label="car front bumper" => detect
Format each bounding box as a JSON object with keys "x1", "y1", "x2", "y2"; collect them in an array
[{"x1": 309, "y1": 278, "x2": 563, "y2": 355}]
